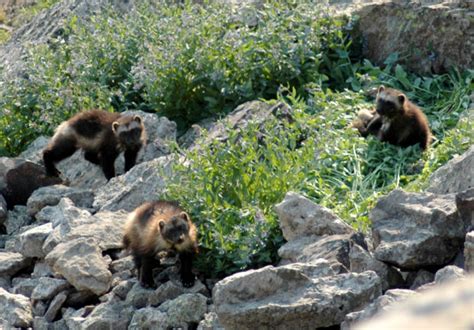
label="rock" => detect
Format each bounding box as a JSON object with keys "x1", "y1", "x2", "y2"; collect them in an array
[
  {"x1": 427, "y1": 146, "x2": 474, "y2": 194},
  {"x1": 157, "y1": 293, "x2": 208, "y2": 328},
  {"x1": 128, "y1": 307, "x2": 168, "y2": 330},
  {"x1": 26, "y1": 185, "x2": 94, "y2": 216},
  {"x1": 198, "y1": 310, "x2": 223, "y2": 330},
  {"x1": 149, "y1": 279, "x2": 209, "y2": 306},
  {"x1": 465, "y1": 231, "x2": 474, "y2": 272},
  {"x1": 275, "y1": 191, "x2": 353, "y2": 241},
  {"x1": 18, "y1": 136, "x2": 49, "y2": 163},
  {"x1": 0, "y1": 158, "x2": 62, "y2": 208},
  {"x1": 371, "y1": 189, "x2": 464, "y2": 269},
  {"x1": 32, "y1": 300, "x2": 48, "y2": 317},
  {"x1": 31, "y1": 262, "x2": 54, "y2": 279},
  {"x1": 353, "y1": 2, "x2": 472, "y2": 75},
  {"x1": 278, "y1": 234, "x2": 353, "y2": 271},
  {"x1": 31, "y1": 277, "x2": 70, "y2": 301},
  {"x1": 4, "y1": 205, "x2": 33, "y2": 235},
  {"x1": 434, "y1": 265, "x2": 466, "y2": 284},
  {"x1": 76, "y1": 300, "x2": 135, "y2": 330},
  {"x1": 0, "y1": 193, "x2": 6, "y2": 224},
  {"x1": 342, "y1": 289, "x2": 417, "y2": 330},
  {"x1": 12, "y1": 277, "x2": 39, "y2": 298},
  {"x1": 0, "y1": 287, "x2": 33, "y2": 328},
  {"x1": 125, "y1": 282, "x2": 155, "y2": 308},
  {"x1": 110, "y1": 280, "x2": 135, "y2": 300},
  {"x1": 44, "y1": 291, "x2": 67, "y2": 322},
  {"x1": 349, "y1": 244, "x2": 404, "y2": 291},
  {"x1": 0, "y1": 251, "x2": 30, "y2": 277},
  {"x1": 93, "y1": 155, "x2": 174, "y2": 212},
  {"x1": 16, "y1": 223, "x2": 53, "y2": 258},
  {"x1": 45, "y1": 237, "x2": 112, "y2": 295},
  {"x1": 213, "y1": 260, "x2": 382, "y2": 329},
  {"x1": 353, "y1": 275, "x2": 474, "y2": 329},
  {"x1": 64, "y1": 289, "x2": 98, "y2": 309},
  {"x1": 406, "y1": 270, "x2": 434, "y2": 290},
  {"x1": 456, "y1": 188, "x2": 474, "y2": 230},
  {"x1": 110, "y1": 255, "x2": 134, "y2": 274}
]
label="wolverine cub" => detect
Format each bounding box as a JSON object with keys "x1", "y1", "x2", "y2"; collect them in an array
[
  {"x1": 123, "y1": 201, "x2": 198, "y2": 288},
  {"x1": 43, "y1": 109, "x2": 146, "y2": 180},
  {"x1": 353, "y1": 86, "x2": 432, "y2": 150}
]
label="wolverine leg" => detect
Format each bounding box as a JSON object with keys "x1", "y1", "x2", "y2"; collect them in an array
[
  {"x1": 124, "y1": 147, "x2": 140, "y2": 172},
  {"x1": 43, "y1": 137, "x2": 77, "y2": 177},
  {"x1": 179, "y1": 251, "x2": 195, "y2": 288},
  {"x1": 99, "y1": 149, "x2": 118, "y2": 180},
  {"x1": 139, "y1": 255, "x2": 159, "y2": 289},
  {"x1": 84, "y1": 151, "x2": 100, "y2": 165}
]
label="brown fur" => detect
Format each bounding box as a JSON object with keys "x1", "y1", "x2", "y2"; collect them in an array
[
  {"x1": 353, "y1": 86, "x2": 432, "y2": 150},
  {"x1": 123, "y1": 201, "x2": 198, "y2": 288},
  {"x1": 43, "y1": 109, "x2": 146, "y2": 180}
]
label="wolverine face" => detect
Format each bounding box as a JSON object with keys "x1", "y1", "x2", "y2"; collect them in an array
[
  {"x1": 376, "y1": 85, "x2": 406, "y2": 118},
  {"x1": 112, "y1": 115, "x2": 144, "y2": 148},
  {"x1": 159, "y1": 212, "x2": 190, "y2": 246}
]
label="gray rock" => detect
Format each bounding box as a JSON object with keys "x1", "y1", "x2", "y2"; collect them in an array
[
  {"x1": 198, "y1": 311, "x2": 224, "y2": 330},
  {"x1": 16, "y1": 223, "x2": 53, "y2": 258},
  {"x1": 0, "y1": 193, "x2": 6, "y2": 224},
  {"x1": 31, "y1": 277, "x2": 70, "y2": 301},
  {"x1": 44, "y1": 291, "x2": 68, "y2": 322},
  {"x1": 77, "y1": 300, "x2": 135, "y2": 330},
  {"x1": 149, "y1": 279, "x2": 209, "y2": 306},
  {"x1": 407, "y1": 270, "x2": 435, "y2": 290},
  {"x1": 26, "y1": 185, "x2": 94, "y2": 216},
  {"x1": 0, "y1": 251, "x2": 30, "y2": 277},
  {"x1": 125, "y1": 282, "x2": 155, "y2": 308},
  {"x1": 93, "y1": 155, "x2": 174, "y2": 212},
  {"x1": 353, "y1": 275, "x2": 474, "y2": 329},
  {"x1": 45, "y1": 237, "x2": 112, "y2": 295},
  {"x1": 5, "y1": 205, "x2": 33, "y2": 235},
  {"x1": 111, "y1": 279, "x2": 135, "y2": 300},
  {"x1": 18, "y1": 136, "x2": 49, "y2": 163},
  {"x1": 434, "y1": 265, "x2": 466, "y2": 284},
  {"x1": 110, "y1": 255, "x2": 134, "y2": 274},
  {"x1": 128, "y1": 307, "x2": 168, "y2": 330},
  {"x1": 342, "y1": 289, "x2": 417, "y2": 330},
  {"x1": 0, "y1": 277, "x2": 10, "y2": 290},
  {"x1": 349, "y1": 244, "x2": 404, "y2": 291},
  {"x1": 353, "y1": 2, "x2": 472, "y2": 75},
  {"x1": 278, "y1": 234, "x2": 352, "y2": 270},
  {"x1": 12, "y1": 277, "x2": 40, "y2": 298},
  {"x1": 456, "y1": 188, "x2": 474, "y2": 230},
  {"x1": 0, "y1": 287, "x2": 33, "y2": 328},
  {"x1": 32, "y1": 300, "x2": 48, "y2": 317},
  {"x1": 275, "y1": 191, "x2": 354, "y2": 241},
  {"x1": 32, "y1": 262, "x2": 54, "y2": 279},
  {"x1": 213, "y1": 261, "x2": 382, "y2": 329},
  {"x1": 427, "y1": 146, "x2": 474, "y2": 194},
  {"x1": 158, "y1": 293, "x2": 208, "y2": 328},
  {"x1": 371, "y1": 189, "x2": 464, "y2": 269},
  {"x1": 465, "y1": 231, "x2": 474, "y2": 272}
]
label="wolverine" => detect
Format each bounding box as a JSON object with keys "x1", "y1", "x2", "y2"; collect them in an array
[
  {"x1": 353, "y1": 86, "x2": 432, "y2": 150},
  {"x1": 43, "y1": 109, "x2": 146, "y2": 180},
  {"x1": 123, "y1": 201, "x2": 198, "y2": 288}
]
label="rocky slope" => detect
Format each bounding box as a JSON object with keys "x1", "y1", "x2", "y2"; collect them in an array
[{"x1": 0, "y1": 100, "x2": 473, "y2": 329}]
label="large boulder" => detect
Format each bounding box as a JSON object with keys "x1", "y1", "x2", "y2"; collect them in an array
[
  {"x1": 213, "y1": 260, "x2": 382, "y2": 329},
  {"x1": 45, "y1": 237, "x2": 112, "y2": 296},
  {"x1": 353, "y1": 1, "x2": 473, "y2": 74},
  {"x1": 275, "y1": 191, "x2": 353, "y2": 241},
  {"x1": 0, "y1": 287, "x2": 33, "y2": 328},
  {"x1": 0, "y1": 158, "x2": 62, "y2": 208},
  {"x1": 427, "y1": 146, "x2": 474, "y2": 194},
  {"x1": 342, "y1": 289, "x2": 417, "y2": 330},
  {"x1": 353, "y1": 275, "x2": 474, "y2": 329},
  {"x1": 434, "y1": 265, "x2": 466, "y2": 284},
  {"x1": 371, "y1": 189, "x2": 464, "y2": 269}
]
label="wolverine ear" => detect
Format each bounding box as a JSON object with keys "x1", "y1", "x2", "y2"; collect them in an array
[
  {"x1": 398, "y1": 94, "x2": 406, "y2": 105},
  {"x1": 133, "y1": 115, "x2": 142, "y2": 124},
  {"x1": 112, "y1": 122, "x2": 120, "y2": 132},
  {"x1": 378, "y1": 85, "x2": 385, "y2": 94},
  {"x1": 159, "y1": 220, "x2": 165, "y2": 230},
  {"x1": 179, "y1": 212, "x2": 190, "y2": 222}
]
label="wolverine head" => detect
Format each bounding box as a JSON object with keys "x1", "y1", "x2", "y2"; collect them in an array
[
  {"x1": 376, "y1": 85, "x2": 406, "y2": 118},
  {"x1": 159, "y1": 212, "x2": 191, "y2": 246},
  {"x1": 112, "y1": 115, "x2": 145, "y2": 149}
]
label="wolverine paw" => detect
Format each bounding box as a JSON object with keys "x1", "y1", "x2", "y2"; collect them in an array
[{"x1": 181, "y1": 275, "x2": 195, "y2": 288}]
